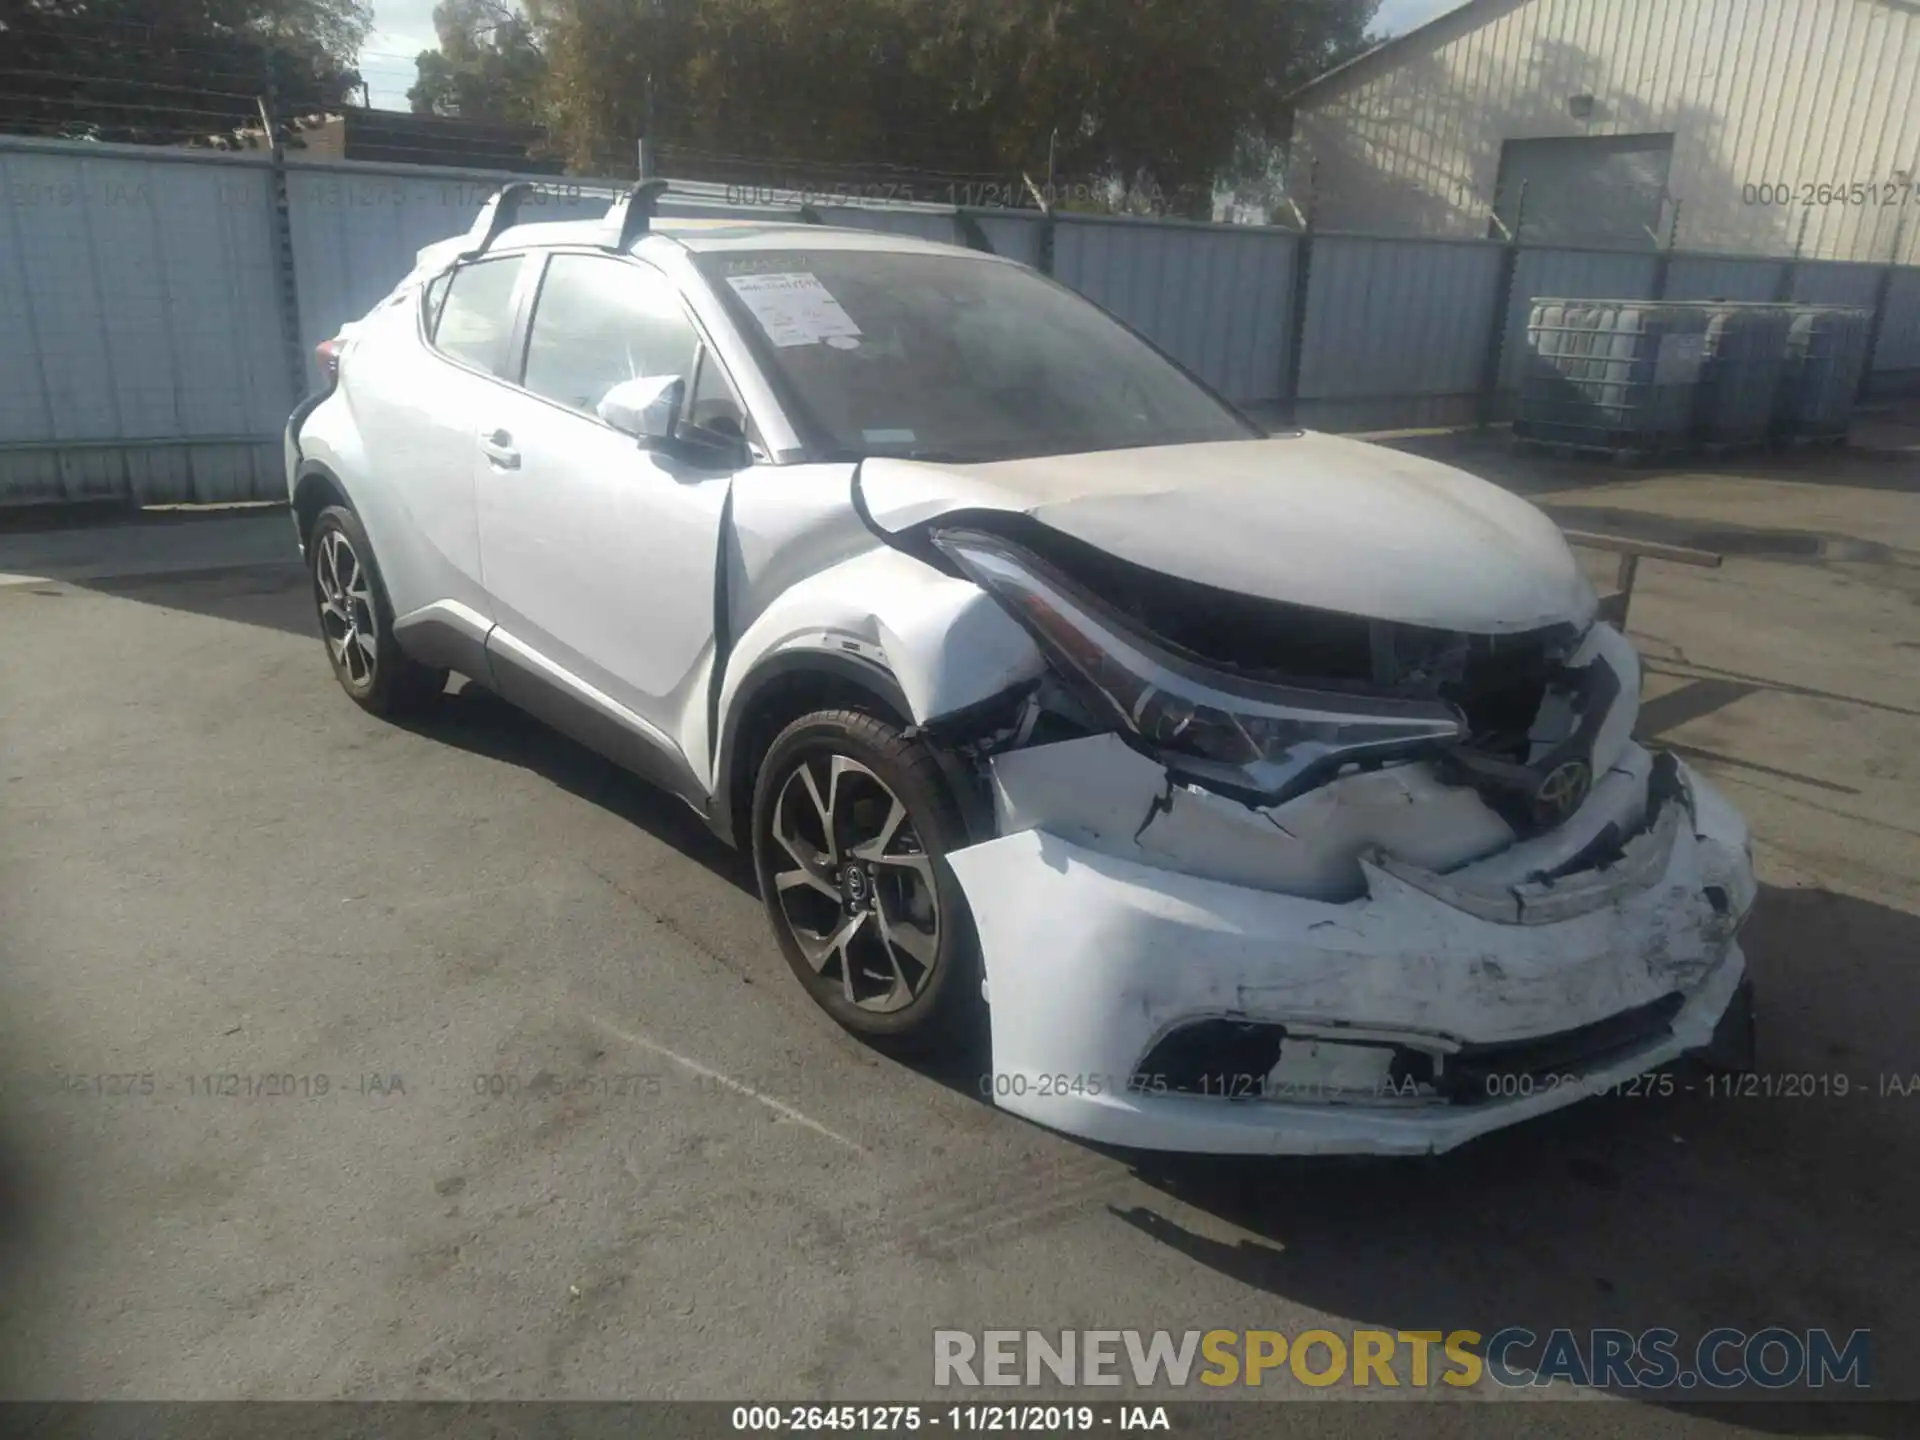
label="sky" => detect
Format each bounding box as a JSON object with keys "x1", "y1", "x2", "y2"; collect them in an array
[
  {"x1": 355, "y1": 0, "x2": 1465, "y2": 111},
  {"x1": 357, "y1": 0, "x2": 440, "y2": 109}
]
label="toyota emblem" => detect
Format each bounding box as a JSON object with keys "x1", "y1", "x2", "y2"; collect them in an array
[{"x1": 1533, "y1": 759, "x2": 1592, "y2": 826}]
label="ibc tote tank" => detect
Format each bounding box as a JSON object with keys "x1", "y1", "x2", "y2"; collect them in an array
[
  {"x1": 1774, "y1": 306, "x2": 1872, "y2": 444},
  {"x1": 1518, "y1": 300, "x2": 1708, "y2": 461},
  {"x1": 1696, "y1": 303, "x2": 1794, "y2": 451}
]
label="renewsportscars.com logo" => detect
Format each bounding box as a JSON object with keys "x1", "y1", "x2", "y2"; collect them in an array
[{"x1": 933, "y1": 1328, "x2": 1873, "y2": 1391}]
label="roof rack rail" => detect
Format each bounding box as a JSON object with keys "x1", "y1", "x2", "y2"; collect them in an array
[
  {"x1": 457, "y1": 181, "x2": 537, "y2": 260},
  {"x1": 602, "y1": 180, "x2": 671, "y2": 252}
]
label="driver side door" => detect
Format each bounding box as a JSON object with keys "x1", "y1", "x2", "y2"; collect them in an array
[{"x1": 476, "y1": 251, "x2": 748, "y2": 800}]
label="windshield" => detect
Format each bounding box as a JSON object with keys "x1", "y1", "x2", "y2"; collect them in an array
[{"x1": 693, "y1": 248, "x2": 1258, "y2": 463}]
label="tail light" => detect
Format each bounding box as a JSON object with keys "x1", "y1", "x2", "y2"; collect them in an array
[{"x1": 315, "y1": 336, "x2": 344, "y2": 382}]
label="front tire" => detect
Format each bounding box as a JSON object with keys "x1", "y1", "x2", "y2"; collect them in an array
[
  {"x1": 309, "y1": 505, "x2": 446, "y2": 716},
  {"x1": 751, "y1": 709, "x2": 983, "y2": 1054}
]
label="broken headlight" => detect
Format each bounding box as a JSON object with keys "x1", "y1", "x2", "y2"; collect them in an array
[{"x1": 930, "y1": 528, "x2": 1465, "y2": 803}]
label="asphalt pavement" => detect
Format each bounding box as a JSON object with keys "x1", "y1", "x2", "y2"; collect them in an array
[{"x1": 0, "y1": 441, "x2": 1914, "y2": 1435}]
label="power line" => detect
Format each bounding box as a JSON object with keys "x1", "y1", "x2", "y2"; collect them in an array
[
  {"x1": 0, "y1": 93, "x2": 266, "y2": 124},
  {"x1": 0, "y1": 67, "x2": 263, "y2": 102}
]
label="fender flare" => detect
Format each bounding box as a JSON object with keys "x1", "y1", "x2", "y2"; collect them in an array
[
  {"x1": 708, "y1": 646, "x2": 914, "y2": 849},
  {"x1": 291, "y1": 458, "x2": 359, "y2": 551}
]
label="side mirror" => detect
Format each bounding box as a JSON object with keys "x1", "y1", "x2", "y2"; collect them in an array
[{"x1": 597, "y1": 374, "x2": 685, "y2": 445}]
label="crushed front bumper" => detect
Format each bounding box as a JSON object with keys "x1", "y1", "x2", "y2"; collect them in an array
[{"x1": 947, "y1": 756, "x2": 1755, "y2": 1156}]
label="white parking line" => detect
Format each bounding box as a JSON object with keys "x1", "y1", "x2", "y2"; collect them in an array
[{"x1": 584, "y1": 1014, "x2": 868, "y2": 1154}]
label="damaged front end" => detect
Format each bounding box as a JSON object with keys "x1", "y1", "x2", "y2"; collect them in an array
[{"x1": 900, "y1": 517, "x2": 1755, "y2": 1156}]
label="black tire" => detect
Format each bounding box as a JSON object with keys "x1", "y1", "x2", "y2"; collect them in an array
[
  {"x1": 309, "y1": 504, "x2": 447, "y2": 716},
  {"x1": 751, "y1": 708, "x2": 984, "y2": 1055}
]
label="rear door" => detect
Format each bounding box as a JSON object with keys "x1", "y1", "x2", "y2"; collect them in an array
[
  {"x1": 344, "y1": 252, "x2": 527, "y2": 627},
  {"x1": 475, "y1": 250, "x2": 749, "y2": 792}
]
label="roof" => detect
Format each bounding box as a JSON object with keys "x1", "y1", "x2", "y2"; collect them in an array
[
  {"x1": 485, "y1": 213, "x2": 977, "y2": 258},
  {"x1": 1286, "y1": 0, "x2": 1487, "y2": 104}
]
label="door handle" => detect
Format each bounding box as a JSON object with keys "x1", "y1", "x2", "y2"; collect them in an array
[{"x1": 479, "y1": 430, "x2": 520, "y2": 469}]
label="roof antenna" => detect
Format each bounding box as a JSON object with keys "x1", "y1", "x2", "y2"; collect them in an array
[
  {"x1": 603, "y1": 179, "x2": 671, "y2": 252},
  {"x1": 458, "y1": 181, "x2": 536, "y2": 260}
]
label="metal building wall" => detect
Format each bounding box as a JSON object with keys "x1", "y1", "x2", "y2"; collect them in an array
[
  {"x1": 1295, "y1": 233, "x2": 1505, "y2": 430},
  {"x1": 287, "y1": 163, "x2": 613, "y2": 390},
  {"x1": 970, "y1": 211, "x2": 1044, "y2": 268},
  {"x1": 814, "y1": 203, "x2": 959, "y2": 246},
  {"x1": 1291, "y1": 0, "x2": 1920, "y2": 263},
  {"x1": 1497, "y1": 245, "x2": 1662, "y2": 388},
  {"x1": 4, "y1": 133, "x2": 1920, "y2": 507},
  {"x1": 1790, "y1": 260, "x2": 1886, "y2": 308},
  {"x1": 1662, "y1": 254, "x2": 1789, "y2": 301},
  {"x1": 1872, "y1": 268, "x2": 1920, "y2": 376},
  {"x1": 0, "y1": 140, "x2": 293, "y2": 504},
  {"x1": 1052, "y1": 215, "x2": 1297, "y2": 407}
]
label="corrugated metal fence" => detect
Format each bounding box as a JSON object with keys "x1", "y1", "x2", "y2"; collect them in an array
[{"x1": 5, "y1": 132, "x2": 1920, "y2": 505}]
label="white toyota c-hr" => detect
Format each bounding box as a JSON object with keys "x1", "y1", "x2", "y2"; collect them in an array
[{"x1": 286, "y1": 181, "x2": 1758, "y2": 1156}]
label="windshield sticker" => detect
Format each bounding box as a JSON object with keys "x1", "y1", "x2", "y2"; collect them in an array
[
  {"x1": 719, "y1": 254, "x2": 809, "y2": 275},
  {"x1": 725, "y1": 272, "x2": 863, "y2": 349},
  {"x1": 861, "y1": 428, "x2": 917, "y2": 445}
]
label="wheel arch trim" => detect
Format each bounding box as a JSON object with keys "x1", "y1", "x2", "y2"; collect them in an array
[
  {"x1": 709, "y1": 646, "x2": 914, "y2": 849},
  {"x1": 291, "y1": 459, "x2": 359, "y2": 553}
]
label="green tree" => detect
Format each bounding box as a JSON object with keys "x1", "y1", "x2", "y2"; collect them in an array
[
  {"x1": 0, "y1": 0, "x2": 372, "y2": 142},
  {"x1": 515, "y1": 0, "x2": 1375, "y2": 211},
  {"x1": 407, "y1": 0, "x2": 546, "y2": 122},
  {"x1": 909, "y1": 0, "x2": 1379, "y2": 213}
]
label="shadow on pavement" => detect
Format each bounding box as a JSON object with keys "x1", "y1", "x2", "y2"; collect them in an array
[
  {"x1": 41, "y1": 562, "x2": 317, "y2": 641},
  {"x1": 396, "y1": 680, "x2": 758, "y2": 897},
  {"x1": 0, "y1": 997, "x2": 53, "y2": 1398},
  {"x1": 1109, "y1": 882, "x2": 1919, "y2": 1425}
]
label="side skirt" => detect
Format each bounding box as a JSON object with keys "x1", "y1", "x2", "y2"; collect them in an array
[
  {"x1": 396, "y1": 601, "x2": 712, "y2": 821},
  {"x1": 392, "y1": 600, "x2": 493, "y2": 679},
  {"x1": 483, "y1": 627, "x2": 712, "y2": 816}
]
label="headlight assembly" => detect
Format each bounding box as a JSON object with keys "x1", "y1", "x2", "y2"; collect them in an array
[{"x1": 930, "y1": 528, "x2": 1465, "y2": 803}]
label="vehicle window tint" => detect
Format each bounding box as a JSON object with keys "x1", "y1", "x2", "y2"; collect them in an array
[
  {"x1": 523, "y1": 254, "x2": 699, "y2": 417},
  {"x1": 432, "y1": 257, "x2": 522, "y2": 374}
]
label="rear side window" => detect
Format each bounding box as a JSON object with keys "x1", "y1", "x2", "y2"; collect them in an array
[
  {"x1": 422, "y1": 271, "x2": 452, "y2": 336},
  {"x1": 430, "y1": 257, "x2": 522, "y2": 375},
  {"x1": 522, "y1": 253, "x2": 700, "y2": 416}
]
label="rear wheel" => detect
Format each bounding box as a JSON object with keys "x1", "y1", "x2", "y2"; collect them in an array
[
  {"x1": 751, "y1": 709, "x2": 983, "y2": 1054},
  {"x1": 310, "y1": 505, "x2": 446, "y2": 716}
]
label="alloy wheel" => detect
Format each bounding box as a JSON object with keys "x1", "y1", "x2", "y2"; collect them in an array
[
  {"x1": 315, "y1": 528, "x2": 378, "y2": 688},
  {"x1": 769, "y1": 753, "x2": 942, "y2": 1014}
]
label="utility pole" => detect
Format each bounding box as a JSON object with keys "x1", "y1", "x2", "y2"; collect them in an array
[
  {"x1": 1862, "y1": 208, "x2": 1909, "y2": 400},
  {"x1": 1478, "y1": 179, "x2": 1527, "y2": 428},
  {"x1": 1775, "y1": 208, "x2": 1811, "y2": 303},
  {"x1": 1279, "y1": 160, "x2": 1319, "y2": 427},
  {"x1": 637, "y1": 0, "x2": 666, "y2": 179},
  {"x1": 261, "y1": 54, "x2": 309, "y2": 408},
  {"x1": 1651, "y1": 198, "x2": 1683, "y2": 300},
  {"x1": 637, "y1": 73, "x2": 654, "y2": 180}
]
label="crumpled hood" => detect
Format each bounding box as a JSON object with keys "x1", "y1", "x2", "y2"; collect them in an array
[{"x1": 859, "y1": 433, "x2": 1598, "y2": 634}]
